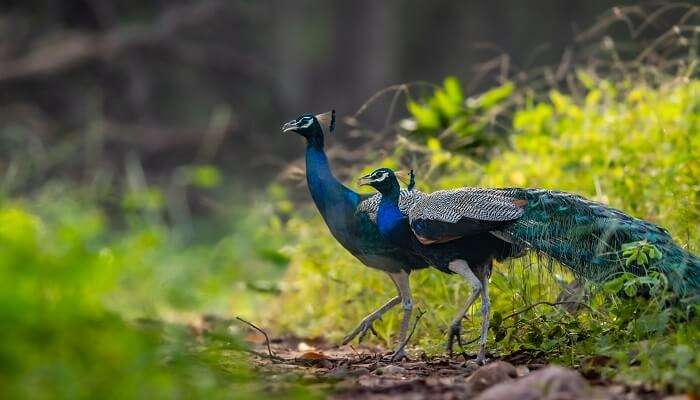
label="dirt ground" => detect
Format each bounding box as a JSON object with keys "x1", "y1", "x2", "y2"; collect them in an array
[{"x1": 244, "y1": 334, "x2": 686, "y2": 400}]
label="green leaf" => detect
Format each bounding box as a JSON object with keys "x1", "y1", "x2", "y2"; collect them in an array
[
  {"x1": 638, "y1": 252, "x2": 648, "y2": 266},
  {"x1": 189, "y1": 165, "x2": 222, "y2": 189},
  {"x1": 434, "y1": 90, "x2": 461, "y2": 118},
  {"x1": 492, "y1": 311, "x2": 503, "y2": 331},
  {"x1": 475, "y1": 81, "x2": 514, "y2": 109},
  {"x1": 443, "y1": 76, "x2": 464, "y2": 104},
  {"x1": 650, "y1": 246, "x2": 663, "y2": 260},
  {"x1": 407, "y1": 101, "x2": 441, "y2": 130}
]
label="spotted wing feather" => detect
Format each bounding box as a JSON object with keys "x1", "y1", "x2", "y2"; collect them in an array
[{"x1": 408, "y1": 188, "x2": 525, "y2": 244}]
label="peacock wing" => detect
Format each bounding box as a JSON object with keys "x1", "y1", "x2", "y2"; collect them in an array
[
  {"x1": 408, "y1": 188, "x2": 525, "y2": 244},
  {"x1": 356, "y1": 189, "x2": 426, "y2": 223}
]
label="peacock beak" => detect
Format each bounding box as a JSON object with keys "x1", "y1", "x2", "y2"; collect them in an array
[
  {"x1": 281, "y1": 120, "x2": 298, "y2": 133},
  {"x1": 358, "y1": 175, "x2": 373, "y2": 186}
]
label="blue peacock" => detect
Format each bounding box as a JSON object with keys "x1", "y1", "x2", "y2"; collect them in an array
[
  {"x1": 283, "y1": 111, "x2": 700, "y2": 362},
  {"x1": 282, "y1": 110, "x2": 429, "y2": 360}
]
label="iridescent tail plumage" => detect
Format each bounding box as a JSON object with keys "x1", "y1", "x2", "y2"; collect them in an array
[{"x1": 502, "y1": 189, "x2": 700, "y2": 303}]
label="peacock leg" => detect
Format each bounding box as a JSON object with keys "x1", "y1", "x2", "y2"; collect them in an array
[
  {"x1": 389, "y1": 270, "x2": 413, "y2": 361},
  {"x1": 342, "y1": 293, "x2": 401, "y2": 345},
  {"x1": 446, "y1": 259, "x2": 482, "y2": 358},
  {"x1": 476, "y1": 263, "x2": 492, "y2": 365}
]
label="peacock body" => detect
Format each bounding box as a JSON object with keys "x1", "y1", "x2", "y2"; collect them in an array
[{"x1": 365, "y1": 175, "x2": 517, "y2": 273}]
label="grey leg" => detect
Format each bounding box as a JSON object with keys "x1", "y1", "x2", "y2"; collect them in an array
[
  {"x1": 476, "y1": 263, "x2": 492, "y2": 364},
  {"x1": 446, "y1": 259, "x2": 483, "y2": 357},
  {"x1": 342, "y1": 294, "x2": 401, "y2": 345},
  {"x1": 342, "y1": 271, "x2": 405, "y2": 345},
  {"x1": 389, "y1": 270, "x2": 412, "y2": 361}
]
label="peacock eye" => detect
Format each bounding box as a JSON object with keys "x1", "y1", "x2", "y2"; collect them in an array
[{"x1": 298, "y1": 117, "x2": 313, "y2": 128}]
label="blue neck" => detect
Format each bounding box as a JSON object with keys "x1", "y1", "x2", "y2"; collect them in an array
[
  {"x1": 305, "y1": 140, "x2": 360, "y2": 226},
  {"x1": 377, "y1": 189, "x2": 411, "y2": 247}
]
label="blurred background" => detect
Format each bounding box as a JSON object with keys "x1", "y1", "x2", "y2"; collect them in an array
[
  {"x1": 0, "y1": 0, "x2": 677, "y2": 186},
  {"x1": 1, "y1": 1, "x2": 699, "y2": 398}
]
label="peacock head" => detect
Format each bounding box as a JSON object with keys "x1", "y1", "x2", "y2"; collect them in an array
[
  {"x1": 358, "y1": 168, "x2": 414, "y2": 195},
  {"x1": 281, "y1": 110, "x2": 335, "y2": 141}
]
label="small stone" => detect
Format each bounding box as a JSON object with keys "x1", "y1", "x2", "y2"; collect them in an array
[
  {"x1": 375, "y1": 364, "x2": 407, "y2": 376},
  {"x1": 461, "y1": 360, "x2": 481, "y2": 374},
  {"x1": 436, "y1": 368, "x2": 460, "y2": 376},
  {"x1": 351, "y1": 367, "x2": 371, "y2": 377},
  {"x1": 607, "y1": 384, "x2": 626, "y2": 395},
  {"x1": 327, "y1": 366, "x2": 371, "y2": 379},
  {"x1": 475, "y1": 365, "x2": 590, "y2": 400},
  {"x1": 297, "y1": 342, "x2": 314, "y2": 351},
  {"x1": 326, "y1": 366, "x2": 350, "y2": 379},
  {"x1": 465, "y1": 361, "x2": 518, "y2": 393},
  {"x1": 515, "y1": 365, "x2": 530, "y2": 377},
  {"x1": 402, "y1": 361, "x2": 427, "y2": 369}
]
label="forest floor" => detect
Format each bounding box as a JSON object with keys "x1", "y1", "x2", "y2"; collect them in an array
[{"x1": 243, "y1": 334, "x2": 681, "y2": 400}]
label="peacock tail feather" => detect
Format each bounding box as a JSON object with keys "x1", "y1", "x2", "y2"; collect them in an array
[{"x1": 504, "y1": 189, "x2": 700, "y2": 303}]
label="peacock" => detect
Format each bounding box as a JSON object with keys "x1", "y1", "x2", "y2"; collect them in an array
[
  {"x1": 359, "y1": 168, "x2": 520, "y2": 363},
  {"x1": 359, "y1": 167, "x2": 700, "y2": 363},
  {"x1": 282, "y1": 111, "x2": 429, "y2": 360}
]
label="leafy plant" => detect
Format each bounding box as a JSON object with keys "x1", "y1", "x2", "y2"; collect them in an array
[
  {"x1": 622, "y1": 240, "x2": 663, "y2": 268},
  {"x1": 403, "y1": 77, "x2": 515, "y2": 159}
]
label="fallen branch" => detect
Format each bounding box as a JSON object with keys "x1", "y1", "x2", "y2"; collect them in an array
[
  {"x1": 235, "y1": 316, "x2": 280, "y2": 362},
  {"x1": 392, "y1": 308, "x2": 426, "y2": 358}
]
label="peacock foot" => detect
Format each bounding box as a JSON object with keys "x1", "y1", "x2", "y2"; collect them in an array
[
  {"x1": 445, "y1": 322, "x2": 464, "y2": 357},
  {"x1": 475, "y1": 354, "x2": 489, "y2": 365},
  {"x1": 389, "y1": 348, "x2": 409, "y2": 362},
  {"x1": 342, "y1": 316, "x2": 378, "y2": 345}
]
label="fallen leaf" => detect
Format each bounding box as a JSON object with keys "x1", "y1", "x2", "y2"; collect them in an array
[{"x1": 299, "y1": 351, "x2": 328, "y2": 360}]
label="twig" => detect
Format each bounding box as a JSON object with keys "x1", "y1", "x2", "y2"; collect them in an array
[
  {"x1": 393, "y1": 308, "x2": 426, "y2": 357},
  {"x1": 461, "y1": 335, "x2": 480, "y2": 347},
  {"x1": 235, "y1": 316, "x2": 277, "y2": 361}
]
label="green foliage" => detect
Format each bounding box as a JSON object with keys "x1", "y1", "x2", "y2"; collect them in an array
[
  {"x1": 403, "y1": 77, "x2": 514, "y2": 159},
  {"x1": 180, "y1": 164, "x2": 223, "y2": 189},
  {"x1": 622, "y1": 241, "x2": 663, "y2": 268},
  {"x1": 0, "y1": 186, "x2": 313, "y2": 399},
  {"x1": 269, "y1": 73, "x2": 700, "y2": 392}
]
